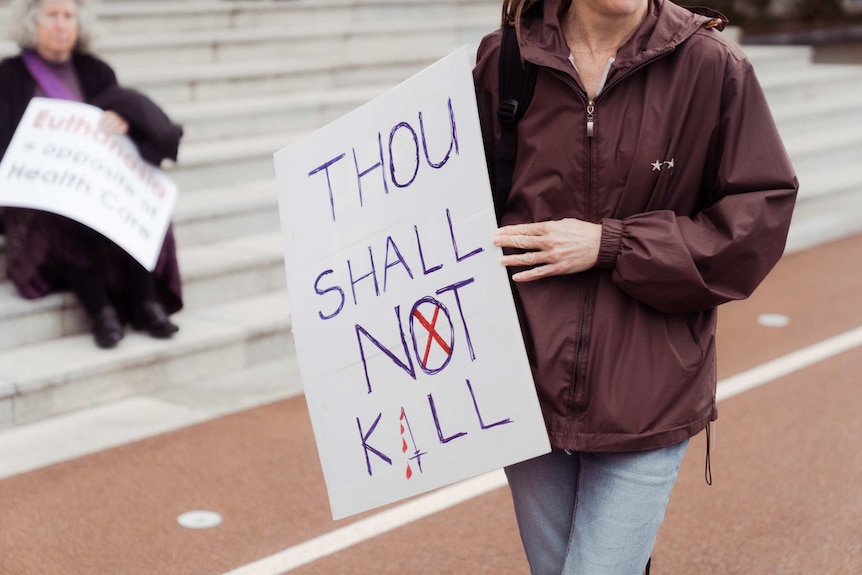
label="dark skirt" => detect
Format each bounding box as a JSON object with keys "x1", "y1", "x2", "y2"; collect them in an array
[{"x1": 1, "y1": 206, "x2": 182, "y2": 318}]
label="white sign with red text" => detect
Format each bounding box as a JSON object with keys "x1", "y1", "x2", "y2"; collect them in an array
[
  {"x1": 274, "y1": 47, "x2": 550, "y2": 520},
  {"x1": 0, "y1": 98, "x2": 177, "y2": 270}
]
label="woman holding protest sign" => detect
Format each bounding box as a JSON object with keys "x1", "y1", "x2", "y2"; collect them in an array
[
  {"x1": 0, "y1": 0, "x2": 183, "y2": 349},
  {"x1": 473, "y1": 0, "x2": 797, "y2": 572}
]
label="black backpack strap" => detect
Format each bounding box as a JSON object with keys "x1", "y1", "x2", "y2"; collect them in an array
[{"x1": 495, "y1": 23, "x2": 538, "y2": 224}]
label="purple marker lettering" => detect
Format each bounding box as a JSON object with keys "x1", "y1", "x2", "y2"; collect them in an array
[
  {"x1": 348, "y1": 246, "x2": 380, "y2": 306},
  {"x1": 307, "y1": 153, "x2": 346, "y2": 222},
  {"x1": 419, "y1": 97, "x2": 459, "y2": 169},
  {"x1": 389, "y1": 122, "x2": 420, "y2": 189},
  {"x1": 428, "y1": 393, "x2": 467, "y2": 444},
  {"x1": 314, "y1": 269, "x2": 345, "y2": 320},
  {"x1": 355, "y1": 305, "x2": 417, "y2": 394},
  {"x1": 447, "y1": 208, "x2": 483, "y2": 262},
  {"x1": 357, "y1": 413, "x2": 392, "y2": 476},
  {"x1": 466, "y1": 379, "x2": 512, "y2": 430},
  {"x1": 383, "y1": 235, "x2": 414, "y2": 292},
  {"x1": 436, "y1": 278, "x2": 477, "y2": 361},
  {"x1": 353, "y1": 131, "x2": 388, "y2": 207},
  {"x1": 414, "y1": 224, "x2": 443, "y2": 275}
]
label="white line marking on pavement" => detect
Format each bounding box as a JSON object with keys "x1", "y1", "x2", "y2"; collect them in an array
[
  {"x1": 221, "y1": 470, "x2": 508, "y2": 575},
  {"x1": 716, "y1": 325, "x2": 862, "y2": 401},
  {"x1": 223, "y1": 324, "x2": 862, "y2": 575}
]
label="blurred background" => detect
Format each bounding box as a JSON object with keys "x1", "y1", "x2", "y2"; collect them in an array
[
  {"x1": 705, "y1": 0, "x2": 862, "y2": 63},
  {"x1": 0, "y1": 2, "x2": 860, "y2": 574}
]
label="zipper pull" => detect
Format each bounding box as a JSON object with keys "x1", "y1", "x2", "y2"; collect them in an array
[{"x1": 586, "y1": 100, "x2": 595, "y2": 138}]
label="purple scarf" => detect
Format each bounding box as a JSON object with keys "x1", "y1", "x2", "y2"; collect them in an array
[{"x1": 21, "y1": 50, "x2": 81, "y2": 102}]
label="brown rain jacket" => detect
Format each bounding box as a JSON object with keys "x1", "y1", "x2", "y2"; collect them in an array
[{"x1": 473, "y1": 0, "x2": 798, "y2": 452}]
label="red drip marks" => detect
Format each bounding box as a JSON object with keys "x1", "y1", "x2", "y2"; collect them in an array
[{"x1": 400, "y1": 408, "x2": 413, "y2": 479}]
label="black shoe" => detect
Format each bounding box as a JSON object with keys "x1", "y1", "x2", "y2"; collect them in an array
[
  {"x1": 132, "y1": 300, "x2": 179, "y2": 339},
  {"x1": 92, "y1": 306, "x2": 124, "y2": 349}
]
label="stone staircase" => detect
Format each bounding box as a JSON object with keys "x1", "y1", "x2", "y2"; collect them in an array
[
  {"x1": 1, "y1": 1, "x2": 860, "y2": 430},
  {"x1": 760, "y1": 55, "x2": 862, "y2": 249}
]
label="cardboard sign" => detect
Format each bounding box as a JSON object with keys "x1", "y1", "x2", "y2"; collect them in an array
[
  {"x1": 274, "y1": 47, "x2": 550, "y2": 520},
  {"x1": 0, "y1": 98, "x2": 177, "y2": 271}
]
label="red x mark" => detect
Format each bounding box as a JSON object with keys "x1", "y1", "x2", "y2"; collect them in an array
[{"x1": 413, "y1": 305, "x2": 452, "y2": 367}]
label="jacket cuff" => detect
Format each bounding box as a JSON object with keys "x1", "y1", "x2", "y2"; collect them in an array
[{"x1": 596, "y1": 218, "x2": 623, "y2": 270}]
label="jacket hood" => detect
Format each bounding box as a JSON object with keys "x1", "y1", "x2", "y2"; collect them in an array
[{"x1": 518, "y1": 0, "x2": 728, "y2": 75}]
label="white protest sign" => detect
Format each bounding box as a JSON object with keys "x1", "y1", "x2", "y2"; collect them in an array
[
  {"x1": 0, "y1": 98, "x2": 177, "y2": 271},
  {"x1": 275, "y1": 47, "x2": 550, "y2": 520}
]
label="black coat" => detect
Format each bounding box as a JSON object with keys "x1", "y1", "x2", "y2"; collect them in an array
[
  {"x1": 0, "y1": 51, "x2": 183, "y2": 313},
  {"x1": 0, "y1": 51, "x2": 182, "y2": 164}
]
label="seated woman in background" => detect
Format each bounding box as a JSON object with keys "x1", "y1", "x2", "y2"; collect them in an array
[{"x1": 0, "y1": 0, "x2": 183, "y2": 349}]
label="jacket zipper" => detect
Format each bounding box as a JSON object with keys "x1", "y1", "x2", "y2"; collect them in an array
[
  {"x1": 547, "y1": 47, "x2": 675, "y2": 412},
  {"x1": 575, "y1": 98, "x2": 594, "y2": 408},
  {"x1": 545, "y1": 69, "x2": 592, "y2": 411}
]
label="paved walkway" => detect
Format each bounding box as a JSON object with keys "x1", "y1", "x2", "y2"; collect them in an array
[{"x1": 1, "y1": 232, "x2": 861, "y2": 575}]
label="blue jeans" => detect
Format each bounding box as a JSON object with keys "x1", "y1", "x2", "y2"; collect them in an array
[{"x1": 504, "y1": 440, "x2": 689, "y2": 575}]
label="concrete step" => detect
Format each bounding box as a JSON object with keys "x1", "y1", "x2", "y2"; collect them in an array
[
  {"x1": 770, "y1": 89, "x2": 862, "y2": 137},
  {"x1": 0, "y1": 12, "x2": 816, "y2": 71},
  {"x1": 172, "y1": 179, "x2": 279, "y2": 246},
  {"x1": 0, "y1": 0, "x2": 499, "y2": 59},
  {"x1": 179, "y1": 231, "x2": 286, "y2": 309},
  {"x1": 787, "y1": 163, "x2": 862, "y2": 253},
  {"x1": 782, "y1": 120, "x2": 862, "y2": 173},
  {"x1": 744, "y1": 44, "x2": 815, "y2": 70},
  {"x1": 0, "y1": 282, "x2": 86, "y2": 354},
  {"x1": 118, "y1": 45, "x2": 454, "y2": 104},
  {"x1": 0, "y1": 289, "x2": 293, "y2": 430},
  {"x1": 169, "y1": 131, "x2": 291, "y2": 190},
  {"x1": 0, "y1": 231, "x2": 285, "y2": 351},
  {"x1": 0, "y1": 354, "x2": 303, "y2": 481},
  {"x1": 756, "y1": 63, "x2": 862, "y2": 104},
  {"x1": 89, "y1": 0, "x2": 500, "y2": 35},
  {"x1": 92, "y1": 17, "x2": 495, "y2": 69},
  {"x1": 165, "y1": 84, "x2": 387, "y2": 143},
  {"x1": 109, "y1": 33, "x2": 831, "y2": 107}
]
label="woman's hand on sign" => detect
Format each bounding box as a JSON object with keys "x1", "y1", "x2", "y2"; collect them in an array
[
  {"x1": 493, "y1": 218, "x2": 602, "y2": 282},
  {"x1": 99, "y1": 111, "x2": 129, "y2": 135}
]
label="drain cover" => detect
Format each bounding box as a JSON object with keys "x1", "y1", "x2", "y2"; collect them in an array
[
  {"x1": 177, "y1": 510, "x2": 223, "y2": 529},
  {"x1": 757, "y1": 313, "x2": 790, "y2": 328}
]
